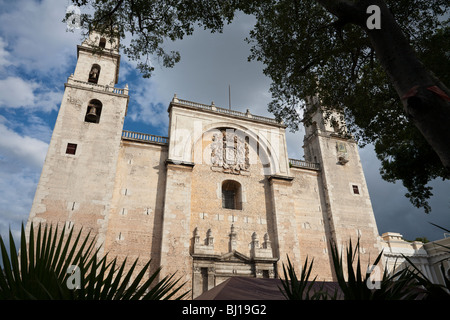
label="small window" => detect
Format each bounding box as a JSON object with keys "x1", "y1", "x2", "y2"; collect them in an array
[
  {"x1": 352, "y1": 185, "x2": 360, "y2": 195},
  {"x1": 66, "y1": 143, "x2": 77, "y2": 155},
  {"x1": 85, "y1": 99, "x2": 102, "y2": 123},
  {"x1": 222, "y1": 180, "x2": 242, "y2": 210},
  {"x1": 99, "y1": 37, "x2": 106, "y2": 49}
]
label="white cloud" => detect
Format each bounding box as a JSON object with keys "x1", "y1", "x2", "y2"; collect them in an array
[
  {"x1": 0, "y1": 119, "x2": 48, "y2": 169},
  {"x1": 285, "y1": 130, "x2": 305, "y2": 160},
  {"x1": 127, "y1": 78, "x2": 169, "y2": 129},
  {"x1": 0, "y1": 76, "x2": 61, "y2": 112},
  {"x1": 34, "y1": 88, "x2": 62, "y2": 113},
  {"x1": 20, "y1": 114, "x2": 54, "y2": 143},
  {"x1": 0, "y1": 0, "x2": 82, "y2": 74},
  {"x1": 0, "y1": 118, "x2": 48, "y2": 242},
  {"x1": 0, "y1": 76, "x2": 38, "y2": 108},
  {"x1": 120, "y1": 12, "x2": 268, "y2": 110},
  {"x1": 0, "y1": 167, "x2": 39, "y2": 226},
  {"x1": 0, "y1": 37, "x2": 11, "y2": 68}
]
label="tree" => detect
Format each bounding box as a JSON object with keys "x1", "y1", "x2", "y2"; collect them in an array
[
  {"x1": 246, "y1": 0, "x2": 450, "y2": 213},
  {"x1": 67, "y1": 0, "x2": 450, "y2": 212},
  {"x1": 413, "y1": 237, "x2": 429, "y2": 243}
]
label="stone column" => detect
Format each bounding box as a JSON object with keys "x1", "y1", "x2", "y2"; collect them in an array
[
  {"x1": 159, "y1": 160, "x2": 194, "y2": 288},
  {"x1": 269, "y1": 175, "x2": 301, "y2": 276},
  {"x1": 229, "y1": 224, "x2": 238, "y2": 252}
]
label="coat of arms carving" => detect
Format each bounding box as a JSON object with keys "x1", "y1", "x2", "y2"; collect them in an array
[{"x1": 210, "y1": 129, "x2": 250, "y2": 174}]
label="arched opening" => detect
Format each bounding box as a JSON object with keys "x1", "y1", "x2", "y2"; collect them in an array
[
  {"x1": 88, "y1": 64, "x2": 101, "y2": 84},
  {"x1": 99, "y1": 37, "x2": 106, "y2": 49},
  {"x1": 222, "y1": 180, "x2": 242, "y2": 210},
  {"x1": 84, "y1": 99, "x2": 102, "y2": 124}
]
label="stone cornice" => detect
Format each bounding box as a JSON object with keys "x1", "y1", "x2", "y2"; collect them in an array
[
  {"x1": 268, "y1": 174, "x2": 294, "y2": 182},
  {"x1": 165, "y1": 159, "x2": 195, "y2": 168},
  {"x1": 168, "y1": 96, "x2": 287, "y2": 129}
]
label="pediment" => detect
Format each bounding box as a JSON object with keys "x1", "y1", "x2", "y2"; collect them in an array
[{"x1": 219, "y1": 250, "x2": 251, "y2": 263}]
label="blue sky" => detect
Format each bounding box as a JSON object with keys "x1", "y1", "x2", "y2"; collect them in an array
[{"x1": 0, "y1": 0, "x2": 449, "y2": 247}]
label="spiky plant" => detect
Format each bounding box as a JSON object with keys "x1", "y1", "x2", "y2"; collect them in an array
[
  {"x1": 0, "y1": 222, "x2": 189, "y2": 300},
  {"x1": 329, "y1": 238, "x2": 424, "y2": 300},
  {"x1": 280, "y1": 238, "x2": 428, "y2": 300},
  {"x1": 279, "y1": 255, "x2": 329, "y2": 300}
]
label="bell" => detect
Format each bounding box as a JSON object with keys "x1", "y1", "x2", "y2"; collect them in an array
[{"x1": 86, "y1": 105, "x2": 98, "y2": 122}]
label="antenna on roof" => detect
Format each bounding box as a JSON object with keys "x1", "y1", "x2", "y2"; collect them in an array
[{"x1": 228, "y1": 85, "x2": 231, "y2": 110}]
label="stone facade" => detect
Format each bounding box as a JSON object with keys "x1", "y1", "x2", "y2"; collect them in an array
[
  {"x1": 28, "y1": 32, "x2": 448, "y2": 299},
  {"x1": 381, "y1": 232, "x2": 450, "y2": 285}
]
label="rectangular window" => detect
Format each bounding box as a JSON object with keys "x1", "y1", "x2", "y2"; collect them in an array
[
  {"x1": 66, "y1": 143, "x2": 77, "y2": 155},
  {"x1": 352, "y1": 185, "x2": 360, "y2": 195}
]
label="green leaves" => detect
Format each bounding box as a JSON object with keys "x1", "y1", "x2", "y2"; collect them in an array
[
  {"x1": 0, "y1": 222, "x2": 189, "y2": 300},
  {"x1": 329, "y1": 238, "x2": 420, "y2": 300},
  {"x1": 280, "y1": 237, "x2": 449, "y2": 300},
  {"x1": 245, "y1": 0, "x2": 450, "y2": 212},
  {"x1": 69, "y1": 0, "x2": 243, "y2": 78},
  {"x1": 279, "y1": 255, "x2": 327, "y2": 300}
]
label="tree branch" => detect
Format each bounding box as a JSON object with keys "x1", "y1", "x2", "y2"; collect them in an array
[
  {"x1": 92, "y1": 0, "x2": 125, "y2": 28},
  {"x1": 315, "y1": 0, "x2": 366, "y2": 26}
]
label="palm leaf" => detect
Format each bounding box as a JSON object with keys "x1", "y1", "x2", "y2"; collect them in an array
[
  {"x1": 329, "y1": 237, "x2": 421, "y2": 300},
  {"x1": 0, "y1": 222, "x2": 189, "y2": 300},
  {"x1": 279, "y1": 255, "x2": 322, "y2": 300}
]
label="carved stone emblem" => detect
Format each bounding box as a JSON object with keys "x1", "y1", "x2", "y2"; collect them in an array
[
  {"x1": 336, "y1": 142, "x2": 349, "y2": 165},
  {"x1": 211, "y1": 129, "x2": 249, "y2": 174}
]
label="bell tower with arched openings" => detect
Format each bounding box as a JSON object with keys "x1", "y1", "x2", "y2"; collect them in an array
[
  {"x1": 302, "y1": 95, "x2": 382, "y2": 264},
  {"x1": 27, "y1": 30, "x2": 129, "y2": 250}
]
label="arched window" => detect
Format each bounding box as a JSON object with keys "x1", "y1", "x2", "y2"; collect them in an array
[
  {"x1": 222, "y1": 180, "x2": 242, "y2": 210},
  {"x1": 84, "y1": 99, "x2": 102, "y2": 124},
  {"x1": 88, "y1": 64, "x2": 101, "y2": 84},
  {"x1": 99, "y1": 37, "x2": 106, "y2": 49}
]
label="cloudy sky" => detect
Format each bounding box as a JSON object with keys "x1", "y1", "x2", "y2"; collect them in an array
[{"x1": 0, "y1": 0, "x2": 448, "y2": 248}]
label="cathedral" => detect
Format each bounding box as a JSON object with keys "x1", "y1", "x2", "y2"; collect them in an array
[{"x1": 26, "y1": 31, "x2": 448, "y2": 299}]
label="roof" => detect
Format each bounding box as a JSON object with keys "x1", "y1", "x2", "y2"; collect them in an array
[{"x1": 194, "y1": 277, "x2": 342, "y2": 300}]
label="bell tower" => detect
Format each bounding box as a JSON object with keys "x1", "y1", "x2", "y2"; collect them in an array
[
  {"x1": 73, "y1": 30, "x2": 121, "y2": 87},
  {"x1": 27, "y1": 30, "x2": 129, "y2": 249},
  {"x1": 303, "y1": 96, "x2": 382, "y2": 263}
]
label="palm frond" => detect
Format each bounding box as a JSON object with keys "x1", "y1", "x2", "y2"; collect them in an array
[
  {"x1": 0, "y1": 222, "x2": 189, "y2": 300},
  {"x1": 279, "y1": 255, "x2": 325, "y2": 300}
]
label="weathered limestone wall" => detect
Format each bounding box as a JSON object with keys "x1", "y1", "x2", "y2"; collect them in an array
[
  {"x1": 269, "y1": 176, "x2": 301, "y2": 271},
  {"x1": 159, "y1": 162, "x2": 194, "y2": 286},
  {"x1": 290, "y1": 167, "x2": 335, "y2": 281},
  {"x1": 104, "y1": 140, "x2": 168, "y2": 273},
  {"x1": 190, "y1": 154, "x2": 274, "y2": 259}
]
